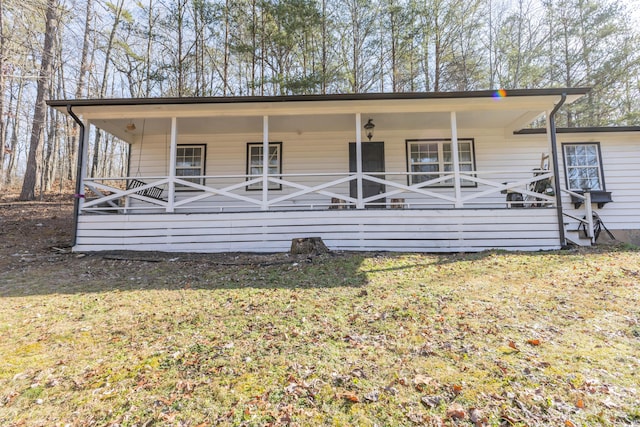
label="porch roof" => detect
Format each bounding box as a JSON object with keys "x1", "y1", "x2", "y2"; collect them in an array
[
  {"x1": 514, "y1": 126, "x2": 640, "y2": 134},
  {"x1": 48, "y1": 88, "x2": 588, "y2": 143}
]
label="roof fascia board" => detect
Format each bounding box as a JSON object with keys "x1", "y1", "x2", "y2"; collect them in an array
[
  {"x1": 515, "y1": 126, "x2": 640, "y2": 134},
  {"x1": 46, "y1": 87, "x2": 590, "y2": 109},
  {"x1": 52, "y1": 94, "x2": 585, "y2": 121}
]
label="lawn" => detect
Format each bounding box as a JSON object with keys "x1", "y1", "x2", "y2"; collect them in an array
[{"x1": 1, "y1": 247, "x2": 639, "y2": 426}]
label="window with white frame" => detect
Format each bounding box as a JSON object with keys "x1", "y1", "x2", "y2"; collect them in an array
[
  {"x1": 176, "y1": 144, "x2": 206, "y2": 187},
  {"x1": 562, "y1": 142, "x2": 604, "y2": 191},
  {"x1": 406, "y1": 139, "x2": 475, "y2": 186},
  {"x1": 246, "y1": 142, "x2": 282, "y2": 190}
]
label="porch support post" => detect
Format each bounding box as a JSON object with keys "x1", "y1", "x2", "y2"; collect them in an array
[
  {"x1": 546, "y1": 92, "x2": 567, "y2": 248},
  {"x1": 355, "y1": 113, "x2": 364, "y2": 209},
  {"x1": 66, "y1": 105, "x2": 87, "y2": 247},
  {"x1": 79, "y1": 119, "x2": 90, "y2": 213},
  {"x1": 262, "y1": 115, "x2": 269, "y2": 211},
  {"x1": 584, "y1": 191, "x2": 594, "y2": 242},
  {"x1": 168, "y1": 117, "x2": 178, "y2": 213},
  {"x1": 450, "y1": 111, "x2": 463, "y2": 208}
]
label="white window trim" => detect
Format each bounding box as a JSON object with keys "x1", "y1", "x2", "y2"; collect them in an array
[
  {"x1": 176, "y1": 144, "x2": 206, "y2": 188},
  {"x1": 562, "y1": 142, "x2": 605, "y2": 192},
  {"x1": 246, "y1": 142, "x2": 282, "y2": 191},
  {"x1": 406, "y1": 138, "x2": 476, "y2": 187}
]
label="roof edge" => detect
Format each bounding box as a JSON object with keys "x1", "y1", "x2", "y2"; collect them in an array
[
  {"x1": 514, "y1": 126, "x2": 640, "y2": 134},
  {"x1": 47, "y1": 87, "x2": 590, "y2": 108}
]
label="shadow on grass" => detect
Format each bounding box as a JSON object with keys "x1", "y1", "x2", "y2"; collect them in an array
[
  {"x1": 0, "y1": 251, "x2": 373, "y2": 297},
  {"x1": 357, "y1": 243, "x2": 640, "y2": 274},
  {"x1": 1, "y1": 244, "x2": 638, "y2": 298}
]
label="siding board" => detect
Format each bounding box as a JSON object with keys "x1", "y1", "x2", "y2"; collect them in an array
[{"x1": 75, "y1": 209, "x2": 560, "y2": 253}]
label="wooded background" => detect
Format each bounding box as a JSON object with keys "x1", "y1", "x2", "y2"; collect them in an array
[{"x1": 1, "y1": 0, "x2": 639, "y2": 199}]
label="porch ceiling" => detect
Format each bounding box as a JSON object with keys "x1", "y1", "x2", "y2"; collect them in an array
[
  {"x1": 52, "y1": 90, "x2": 586, "y2": 143},
  {"x1": 91, "y1": 109, "x2": 549, "y2": 144}
]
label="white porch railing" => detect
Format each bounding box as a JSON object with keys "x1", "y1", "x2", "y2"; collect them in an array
[
  {"x1": 561, "y1": 189, "x2": 594, "y2": 242},
  {"x1": 79, "y1": 169, "x2": 558, "y2": 214}
]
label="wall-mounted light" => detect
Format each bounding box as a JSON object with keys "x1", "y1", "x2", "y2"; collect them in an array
[
  {"x1": 364, "y1": 118, "x2": 375, "y2": 141},
  {"x1": 126, "y1": 121, "x2": 136, "y2": 132}
]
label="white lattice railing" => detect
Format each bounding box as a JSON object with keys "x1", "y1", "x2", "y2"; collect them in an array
[
  {"x1": 79, "y1": 169, "x2": 557, "y2": 214},
  {"x1": 561, "y1": 189, "x2": 594, "y2": 242}
]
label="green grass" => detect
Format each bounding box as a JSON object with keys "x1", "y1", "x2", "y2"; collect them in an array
[{"x1": 1, "y1": 248, "x2": 639, "y2": 426}]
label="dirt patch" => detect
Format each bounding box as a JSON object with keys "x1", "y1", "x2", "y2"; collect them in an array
[
  {"x1": 0, "y1": 192, "x2": 325, "y2": 290},
  {"x1": 0, "y1": 194, "x2": 75, "y2": 271}
]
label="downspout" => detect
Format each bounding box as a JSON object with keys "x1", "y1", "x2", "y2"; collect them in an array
[
  {"x1": 67, "y1": 105, "x2": 84, "y2": 248},
  {"x1": 549, "y1": 93, "x2": 567, "y2": 248}
]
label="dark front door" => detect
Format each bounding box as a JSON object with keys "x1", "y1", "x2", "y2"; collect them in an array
[{"x1": 349, "y1": 141, "x2": 386, "y2": 208}]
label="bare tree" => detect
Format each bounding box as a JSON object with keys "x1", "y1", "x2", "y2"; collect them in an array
[
  {"x1": 0, "y1": 0, "x2": 7, "y2": 190},
  {"x1": 65, "y1": 0, "x2": 93, "y2": 182},
  {"x1": 19, "y1": 0, "x2": 57, "y2": 200},
  {"x1": 90, "y1": 0, "x2": 128, "y2": 177}
]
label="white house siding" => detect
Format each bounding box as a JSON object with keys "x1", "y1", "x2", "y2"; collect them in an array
[
  {"x1": 556, "y1": 132, "x2": 640, "y2": 243},
  {"x1": 74, "y1": 208, "x2": 561, "y2": 253},
  {"x1": 125, "y1": 127, "x2": 552, "y2": 211}
]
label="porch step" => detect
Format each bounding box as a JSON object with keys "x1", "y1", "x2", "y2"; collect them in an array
[{"x1": 565, "y1": 229, "x2": 592, "y2": 247}]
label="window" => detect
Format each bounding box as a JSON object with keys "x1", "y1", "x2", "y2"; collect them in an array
[
  {"x1": 406, "y1": 139, "x2": 475, "y2": 186},
  {"x1": 562, "y1": 143, "x2": 604, "y2": 191},
  {"x1": 176, "y1": 144, "x2": 206, "y2": 186},
  {"x1": 246, "y1": 142, "x2": 282, "y2": 190}
]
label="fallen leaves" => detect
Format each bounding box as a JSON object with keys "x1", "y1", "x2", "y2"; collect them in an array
[
  {"x1": 469, "y1": 407, "x2": 487, "y2": 426},
  {"x1": 413, "y1": 374, "x2": 436, "y2": 392},
  {"x1": 446, "y1": 403, "x2": 466, "y2": 420},
  {"x1": 500, "y1": 345, "x2": 520, "y2": 354},
  {"x1": 363, "y1": 390, "x2": 379, "y2": 402},
  {"x1": 420, "y1": 395, "x2": 443, "y2": 409},
  {"x1": 337, "y1": 391, "x2": 359, "y2": 403},
  {"x1": 451, "y1": 384, "x2": 463, "y2": 395},
  {"x1": 1, "y1": 390, "x2": 19, "y2": 407}
]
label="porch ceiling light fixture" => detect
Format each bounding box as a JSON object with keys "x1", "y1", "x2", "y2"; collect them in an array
[
  {"x1": 364, "y1": 118, "x2": 375, "y2": 141},
  {"x1": 126, "y1": 121, "x2": 136, "y2": 132}
]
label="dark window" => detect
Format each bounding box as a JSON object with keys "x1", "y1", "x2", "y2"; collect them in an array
[{"x1": 406, "y1": 139, "x2": 476, "y2": 186}]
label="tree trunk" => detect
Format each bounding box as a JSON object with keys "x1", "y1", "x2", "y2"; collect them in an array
[
  {"x1": 68, "y1": 0, "x2": 92, "y2": 180},
  {"x1": 290, "y1": 237, "x2": 329, "y2": 255},
  {"x1": 260, "y1": 5, "x2": 265, "y2": 96},
  {"x1": 321, "y1": 0, "x2": 327, "y2": 94},
  {"x1": 390, "y1": 4, "x2": 397, "y2": 92},
  {"x1": 5, "y1": 80, "x2": 24, "y2": 185},
  {"x1": 20, "y1": 0, "x2": 57, "y2": 200},
  {"x1": 44, "y1": 108, "x2": 57, "y2": 191},
  {"x1": 351, "y1": 1, "x2": 359, "y2": 92},
  {"x1": 0, "y1": 0, "x2": 6, "y2": 191},
  {"x1": 251, "y1": 0, "x2": 256, "y2": 95},
  {"x1": 91, "y1": 0, "x2": 124, "y2": 176},
  {"x1": 176, "y1": 0, "x2": 184, "y2": 96}
]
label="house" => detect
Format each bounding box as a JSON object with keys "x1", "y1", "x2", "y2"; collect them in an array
[{"x1": 47, "y1": 89, "x2": 640, "y2": 253}]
